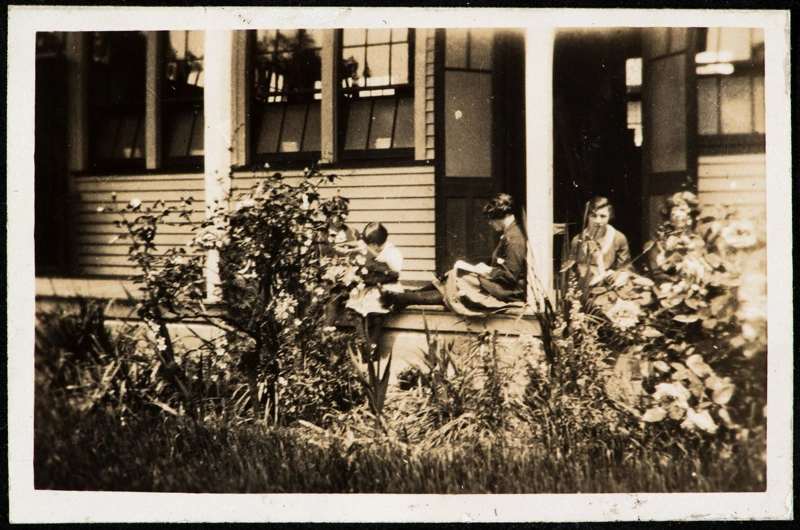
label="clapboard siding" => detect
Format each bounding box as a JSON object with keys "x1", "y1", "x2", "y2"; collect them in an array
[
  {"x1": 73, "y1": 173, "x2": 205, "y2": 277},
  {"x1": 697, "y1": 153, "x2": 766, "y2": 218},
  {"x1": 232, "y1": 165, "x2": 437, "y2": 282},
  {"x1": 73, "y1": 165, "x2": 437, "y2": 283}
]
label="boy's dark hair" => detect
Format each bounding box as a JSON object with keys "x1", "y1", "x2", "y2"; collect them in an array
[{"x1": 362, "y1": 222, "x2": 388, "y2": 246}]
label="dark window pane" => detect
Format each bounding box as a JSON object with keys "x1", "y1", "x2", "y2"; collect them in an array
[
  {"x1": 280, "y1": 104, "x2": 307, "y2": 152},
  {"x1": 95, "y1": 116, "x2": 119, "y2": 160},
  {"x1": 88, "y1": 31, "x2": 146, "y2": 165},
  {"x1": 189, "y1": 112, "x2": 204, "y2": 156},
  {"x1": 115, "y1": 114, "x2": 141, "y2": 159},
  {"x1": 303, "y1": 101, "x2": 321, "y2": 151},
  {"x1": 168, "y1": 110, "x2": 194, "y2": 157},
  {"x1": 256, "y1": 106, "x2": 284, "y2": 153},
  {"x1": 344, "y1": 99, "x2": 372, "y2": 151},
  {"x1": 393, "y1": 97, "x2": 414, "y2": 148},
  {"x1": 369, "y1": 98, "x2": 396, "y2": 149}
]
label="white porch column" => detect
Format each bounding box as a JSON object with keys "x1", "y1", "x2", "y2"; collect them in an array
[
  {"x1": 204, "y1": 31, "x2": 234, "y2": 302},
  {"x1": 525, "y1": 27, "x2": 555, "y2": 305}
]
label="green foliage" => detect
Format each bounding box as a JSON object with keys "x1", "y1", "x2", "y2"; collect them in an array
[
  {"x1": 35, "y1": 182, "x2": 767, "y2": 494},
  {"x1": 551, "y1": 204, "x2": 767, "y2": 452}
]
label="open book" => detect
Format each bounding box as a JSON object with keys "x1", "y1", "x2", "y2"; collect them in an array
[{"x1": 454, "y1": 260, "x2": 492, "y2": 276}]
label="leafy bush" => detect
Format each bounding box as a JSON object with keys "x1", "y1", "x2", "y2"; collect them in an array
[
  {"x1": 98, "y1": 167, "x2": 368, "y2": 426},
  {"x1": 549, "y1": 203, "x2": 767, "y2": 453}
]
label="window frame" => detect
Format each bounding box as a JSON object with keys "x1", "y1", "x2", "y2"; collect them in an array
[
  {"x1": 248, "y1": 29, "x2": 324, "y2": 166},
  {"x1": 337, "y1": 28, "x2": 416, "y2": 161},
  {"x1": 695, "y1": 27, "x2": 765, "y2": 154},
  {"x1": 158, "y1": 30, "x2": 206, "y2": 170},
  {"x1": 85, "y1": 31, "x2": 148, "y2": 173}
]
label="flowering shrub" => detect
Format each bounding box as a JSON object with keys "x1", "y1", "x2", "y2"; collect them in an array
[
  {"x1": 104, "y1": 167, "x2": 369, "y2": 425},
  {"x1": 560, "y1": 204, "x2": 766, "y2": 441}
]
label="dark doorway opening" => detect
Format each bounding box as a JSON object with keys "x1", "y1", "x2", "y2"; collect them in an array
[{"x1": 553, "y1": 28, "x2": 643, "y2": 268}]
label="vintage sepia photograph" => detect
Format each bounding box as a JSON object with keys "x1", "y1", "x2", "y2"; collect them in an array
[{"x1": 8, "y1": 5, "x2": 792, "y2": 523}]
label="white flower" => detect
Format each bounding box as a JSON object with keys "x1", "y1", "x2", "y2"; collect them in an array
[
  {"x1": 129, "y1": 198, "x2": 142, "y2": 209},
  {"x1": 236, "y1": 199, "x2": 255, "y2": 210},
  {"x1": 156, "y1": 336, "x2": 168, "y2": 352},
  {"x1": 741, "y1": 322, "x2": 757, "y2": 341},
  {"x1": 721, "y1": 220, "x2": 757, "y2": 249},
  {"x1": 681, "y1": 407, "x2": 718, "y2": 434},
  {"x1": 605, "y1": 298, "x2": 641, "y2": 330},
  {"x1": 653, "y1": 382, "x2": 691, "y2": 410}
]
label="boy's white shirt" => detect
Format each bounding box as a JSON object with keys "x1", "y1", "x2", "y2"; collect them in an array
[{"x1": 375, "y1": 242, "x2": 403, "y2": 273}]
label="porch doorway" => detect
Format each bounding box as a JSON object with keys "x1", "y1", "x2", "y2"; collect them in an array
[
  {"x1": 553, "y1": 28, "x2": 644, "y2": 267},
  {"x1": 434, "y1": 28, "x2": 527, "y2": 277}
]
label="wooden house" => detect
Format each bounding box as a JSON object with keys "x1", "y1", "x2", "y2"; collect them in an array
[{"x1": 33, "y1": 26, "x2": 767, "y2": 361}]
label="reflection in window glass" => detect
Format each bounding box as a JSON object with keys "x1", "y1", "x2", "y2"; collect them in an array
[
  {"x1": 340, "y1": 28, "x2": 413, "y2": 154},
  {"x1": 163, "y1": 30, "x2": 204, "y2": 160},
  {"x1": 344, "y1": 100, "x2": 372, "y2": 151},
  {"x1": 696, "y1": 27, "x2": 765, "y2": 141},
  {"x1": 394, "y1": 97, "x2": 415, "y2": 148},
  {"x1": 342, "y1": 28, "x2": 410, "y2": 89},
  {"x1": 252, "y1": 29, "x2": 322, "y2": 158}
]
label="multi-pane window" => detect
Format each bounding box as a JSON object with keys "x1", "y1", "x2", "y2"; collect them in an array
[
  {"x1": 695, "y1": 28, "x2": 765, "y2": 142},
  {"x1": 251, "y1": 29, "x2": 323, "y2": 159},
  {"x1": 339, "y1": 28, "x2": 414, "y2": 154},
  {"x1": 162, "y1": 30, "x2": 205, "y2": 163},
  {"x1": 88, "y1": 31, "x2": 147, "y2": 169}
]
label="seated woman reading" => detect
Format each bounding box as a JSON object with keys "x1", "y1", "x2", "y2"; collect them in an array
[{"x1": 383, "y1": 193, "x2": 527, "y2": 316}]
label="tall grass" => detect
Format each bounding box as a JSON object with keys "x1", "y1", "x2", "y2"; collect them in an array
[
  {"x1": 35, "y1": 408, "x2": 764, "y2": 493},
  {"x1": 34, "y1": 301, "x2": 766, "y2": 494}
]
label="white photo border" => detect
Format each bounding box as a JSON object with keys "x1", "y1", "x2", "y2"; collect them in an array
[{"x1": 7, "y1": 5, "x2": 793, "y2": 523}]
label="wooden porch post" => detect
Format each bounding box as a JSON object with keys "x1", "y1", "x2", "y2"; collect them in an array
[
  {"x1": 203, "y1": 30, "x2": 234, "y2": 302},
  {"x1": 525, "y1": 27, "x2": 555, "y2": 304}
]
